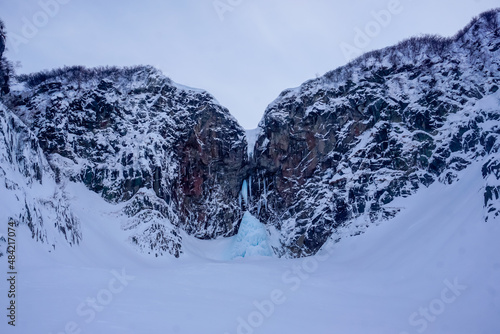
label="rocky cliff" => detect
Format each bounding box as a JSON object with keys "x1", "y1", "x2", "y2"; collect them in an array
[
  {"x1": 249, "y1": 9, "x2": 500, "y2": 257},
  {"x1": 5, "y1": 66, "x2": 247, "y2": 257}
]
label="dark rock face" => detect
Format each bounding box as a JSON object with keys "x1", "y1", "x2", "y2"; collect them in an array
[
  {"x1": 0, "y1": 23, "x2": 4, "y2": 56},
  {"x1": 7, "y1": 66, "x2": 247, "y2": 256},
  {"x1": 0, "y1": 20, "x2": 10, "y2": 95},
  {"x1": 176, "y1": 105, "x2": 247, "y2": 238},
  {"x1": 250, "y1": 10, "x2": 500, "y2": 257}
]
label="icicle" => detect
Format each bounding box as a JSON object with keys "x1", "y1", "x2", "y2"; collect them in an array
[
  {"x1": 263, "y1": 177, "x2": 268, "y2": 211},
  {"x1": 248, "y1": 176, "x2": 252, "y2": 199},
  {"x1": 241, "y1": 179, "x2": 248, "y2": 205},
  {"x1": 263, "y1": 177, "x2": 267, "y2": 197}
]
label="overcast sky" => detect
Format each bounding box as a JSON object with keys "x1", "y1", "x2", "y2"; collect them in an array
[{"x1": 1, "y1": 0, "x2": 499, "y2": 129}]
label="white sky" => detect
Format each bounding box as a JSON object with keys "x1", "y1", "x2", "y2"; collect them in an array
[{"x1": 1, "y1": 0, "x2": 499, "y2": 129}]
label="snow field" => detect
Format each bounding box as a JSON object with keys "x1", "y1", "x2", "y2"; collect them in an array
[{"x1": 0, "y1": 161, "x2": 499, "y2": 334}]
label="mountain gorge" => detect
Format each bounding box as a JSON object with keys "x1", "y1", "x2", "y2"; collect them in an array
[{"x1": 0, "y1": 9, "x2": 499, "y2": 259}]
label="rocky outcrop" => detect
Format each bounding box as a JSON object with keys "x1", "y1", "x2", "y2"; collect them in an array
[
  {"x1": 7, "y1": 66, "x2": 247, "y2": 256},
  {"x1": 0, "y1": 19, "x2": 10, "y2": 95},
  {"x1": 0, "y1": 21, "x2": 4, "y2": 57},
  {"x1": 249, "y1": 9, "x2": 500, "y2": 257}
]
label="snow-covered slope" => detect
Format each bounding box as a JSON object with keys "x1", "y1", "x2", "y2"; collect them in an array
[
  {"x1": 0, "y1": 102, "x2": 80, "y2": 255},
  {"x1": 1, "y1": 158, "x2": 498, "y2": 334},
  {"x1": 250, "y1": 9, "x2": 500, "y2": 257}
]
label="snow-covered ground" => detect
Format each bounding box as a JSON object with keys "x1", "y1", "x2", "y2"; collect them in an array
[{"x1": 1, "y1": 161, "x2": 499, "y2": 334}]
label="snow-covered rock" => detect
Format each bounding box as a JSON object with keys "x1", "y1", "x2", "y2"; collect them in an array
[
  {"x1": 250, "y1": 9, "x2": 500, "y2": 257},
  {"x1": 0, "y1": 102, "x2": 81, "y2": 255},
  {"x1": 0, "y1": 20, "x2": 10, "y2": 95},
  {"x1": 5, "y1": 65, "x2": 248, "y2": 257}
]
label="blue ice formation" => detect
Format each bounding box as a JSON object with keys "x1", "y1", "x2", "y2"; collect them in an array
[{"x1": 230, "y1": 212, "x2": 273, "y2": 259}]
